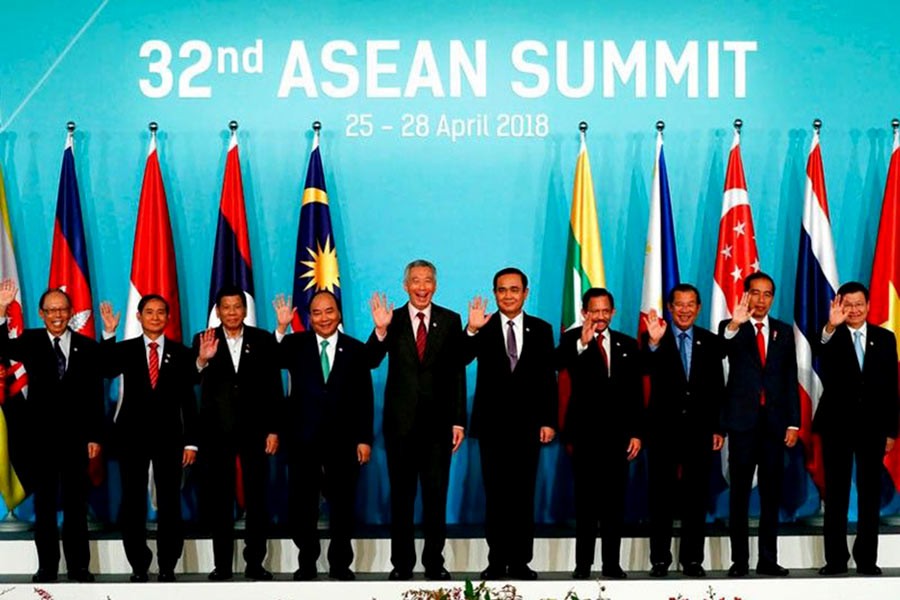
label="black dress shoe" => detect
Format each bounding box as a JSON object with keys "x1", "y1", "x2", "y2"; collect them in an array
[
  {"x1": 649, "y1": 562, "x2": 668, "y2": 577},
  {"x1": 601, "y1": 565, "x2": 627, "y2": 579},
  {"x1": 208, "y1": 568, "x2": 233, "y2": 581},
  {"x1": 856, "y1": 564, "x2": 882, "y2": 576},
  {"x1": 480, "y1": 565, "x2": 507, "y2": 580},
  {"x1": 572, "y1": 565, "x2": 591, "y2": 580},
  {"x1": 329, "y1": 567, "x2": 355, "y2": 581},
  {"x1": 818, "y1": 564, "x2": 848, "y2": 576},
  {"x1": 157, "y1": 571, "x2": 177, "y2": 582},
  {"x1": 756, "y1": 562, "x2": 789, "y2": 577},
  {"x1": 245, "y1": 566, "x2": 273, "y2": 581},
  {"x1": 727, "y1": 563, "x2": 749, "y2": 577},
  {"x1": 682, "y1": 562, "x2": 706, "y2": 578},
  {"x1": 67, "y1": 569, "x2": 95, "y2": 583},
  {"x1": 130, "y1": 572, "x2": 149, "y2": 583},
  {"x1": 293, "y1": 566, "x2": 318, "y2": 581},
  {"x1": 32, "y1": 570, "x2": 58, "y2": 583},
  {"x1": 425, "y1": 567, "x2": 452, "y2": 581},
  {"x1": 508, "y1": 565, "x2": 538, "y2": 580},
  {"x1": 388, "y1": 568, "x2": 413, "y2": 581}
]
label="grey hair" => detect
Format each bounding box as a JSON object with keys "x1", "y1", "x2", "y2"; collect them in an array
[{"x1": 403, "y1": 259, "x2": 437, "y2": 283}]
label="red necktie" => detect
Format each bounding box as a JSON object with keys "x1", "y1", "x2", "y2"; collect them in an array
[
  {"x1": 755, "y1": 322, "x2": 766, "y2": 406},
  {"x1": 415, "y1": 312, "x2": 427, "y2": 362},
  {"x1": 597, "y1": 332, "x2": 609, "y2": 376},
  {"x1": 148, "y1": 341, "x2": 159, "y2": 389}
]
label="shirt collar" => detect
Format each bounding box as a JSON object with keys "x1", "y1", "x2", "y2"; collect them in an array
[
  {"x1": 502, "y1": 311, "x2": 524, "y2": 329},
  {"x1": 223, "y1": 325, "x2": 244, "y2": 340},
  {"x1": 46, "y1": 328, "x2": 71, "y2": 344},
  {"x1": 408, "y1": 303, "x2": 432, "y2": 322},
  {"x1": 674, "y1": 325, "x2": 694, "y2": 339},
  {"x1": 750, "y1": 315, "x2": 770, "y2": 330},
  {"x1": 143, "y1": 334, "x2": 164, "y2": 350},
  {"x1": 315, "y1": 331, "x2": 339, "y2": 346},
  {"x1": 848, "y1": 323, "x2": 868, "y2": 337}
]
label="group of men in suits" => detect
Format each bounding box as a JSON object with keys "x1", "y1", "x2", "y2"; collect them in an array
[{"x1": 0, "y1": 264, "x2": 897, "y2": 583}]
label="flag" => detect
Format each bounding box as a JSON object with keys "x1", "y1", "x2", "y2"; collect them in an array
[
  {"x1": 208, "y1": 125, "x2": 256, "y2": 510},
  {"x1": 291, "y1": 127, "x2": 341, "y2": 331},
  {"x1": 559, "y1": 128, "x2": 606, "y2": 430},
  {"x1": 0, "y1": 162, "x2": 28, "y2": 510},
  {"x1": 123, "y1": 128, "x2": 182, "y2": 345},
  {"x1": 870, "y1": 123, "x2": 900, "y2": 491},
  {"x1": 638, "y1": 125, "x2": 680, "y2": 338},
  {"x1": 710, "y1": 127, "x2": 761, "y2": 328},
  {"x1": 711, "y1": 124, "x2": 761, "y2": 482},
  {"x1": 48, "y1": 128, "x2": 95, "y2": 337},
  {"x1": 208, "y1": 126, "x2": 256, "y2": 327},
  {"x1": 793, "y1": 125, "x2": 838, "y2": 494}
]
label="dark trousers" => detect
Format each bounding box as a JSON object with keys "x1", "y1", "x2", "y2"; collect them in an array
[
  {"x1": 479, "y1": 436, "x2": 540, "y2": 569},
  {"x1": 202, "y1": 438, "x2": 269, "y2": 572},
  {"x1": 118, "y1": 441, "x2": 184, "y2": 573},
  {"x1": 288, "y1": 442, "x2": 360, "y2": 572},
  {"x1": 727, "y1": 416, "x2": 784, "y2": 566},
  {"x1": 32, "y1": 443, "x2": 89, "y2": 574},
  {"x1": 648, "y1": 432, "x2": 712, "y2": 566},
  {"x1": 822, "y1": 428, "x2": 885, "y2": 568},
  {"x1": 386, "y1": 430, "x2": 451, "y2": 573},
  {"x1": 572, "y1": 439, "x2": 628, "y2": 569}
]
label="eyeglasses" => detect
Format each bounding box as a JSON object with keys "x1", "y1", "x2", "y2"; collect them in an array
[{"x1": 41, "y1": 306, "x2": 70, "y2": 314}]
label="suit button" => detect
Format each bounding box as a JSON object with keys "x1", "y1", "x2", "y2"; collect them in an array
[
  {"x1": 686, "y1": 391, "x2": 691, "y2": 396},
  {"x1": 681, "y1": 409, "x2": 688, "y2": 415}
]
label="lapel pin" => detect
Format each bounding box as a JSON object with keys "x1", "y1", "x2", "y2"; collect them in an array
[{"x1": 773, "y1": 330, "x2": 779, "y2": 341}]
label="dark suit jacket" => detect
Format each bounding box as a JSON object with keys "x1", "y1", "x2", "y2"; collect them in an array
[
  {"x1": 277, "y1": 330, "x2": 373, "y2": 448},
  {"x1": 191, "y1": 325, "x2": 283, "y2": 443},
  {"x1": 557, "y1": 327, "x2": 643, "y2": 445},
  {"x1": 642, "y1": 325, "x2": 725, "y2": 441},
  {"x1": 718, "y1": 317, "x2": 800, "y2": 435},
  {"x1": 367, "y1": 303, "x2": 466, "y2": 441},
  {"x1": 0, "y1": 324, "x2": 103, "y2": 446},
  {"x1": 462, "y1": 313, "x2": 557, "y2": 441},
  {"x1": 813, "y1": 323, "x2": 899, "y2": 440},
  {"x1": 100, "y1": 336, "x2": 199, "y2": 449}
]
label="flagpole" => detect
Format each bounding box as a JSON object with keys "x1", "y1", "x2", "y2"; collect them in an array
[{"x1": 882, "y1": 116, "x2": 900, "y2": 526}]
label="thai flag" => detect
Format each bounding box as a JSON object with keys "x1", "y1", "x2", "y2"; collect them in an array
[
  {"x1": 48, "y1": 127, "x2": 94, "y2": 337},
  {"x1": 208, "y1": 125, "x2": 255, "y2": 326},
  {"x1": 793, "y1": 124, "x2": 838, "y2": 494}
]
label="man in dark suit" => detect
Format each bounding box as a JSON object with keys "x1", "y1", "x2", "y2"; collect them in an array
[
  {"x1": 557, "y1": 287, "x2": 642, "y2": 581},
  {"x1": 815, "y1": 281, "x2": 898, "y2": 577},
  {"x1": 718, "y1": 272, "x2": 799, "y2": 578},
  {"x1": 367, "y1": 259, "x2": 466, "y2": 581},
  {"x1": 642, "y1": 283, "x2": 725, "y2": 579},
  {"x1": 463, "y1": 267, "x2": 557, "y2": 581},
  {"x1": 273, "y1": 290, "x2": 374, "y2": 581},
  {"x1": 0, "y1": 280, "x2": 102, "y2": 583},
  {"x1": 192, "y1": 285, "x2": 282, "y2": 581},
  {"x1": 99, "y1": 295, "x2": 200, "y2": 582}
]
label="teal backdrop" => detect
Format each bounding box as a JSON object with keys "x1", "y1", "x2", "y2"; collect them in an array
[{"x1": 2, "y1": 0, "x2": 899, "y2": 525}]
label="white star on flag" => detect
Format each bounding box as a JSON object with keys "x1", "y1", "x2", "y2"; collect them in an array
[
  {"x1": 733, "y1": 221, "x2": 746, "y2": 236},
  {"x1": 721, "y1": 245, "x2": 733, "y2": 259},
  {"x1": 731, "y1": 265, "x2": 743, "y2": 282}
]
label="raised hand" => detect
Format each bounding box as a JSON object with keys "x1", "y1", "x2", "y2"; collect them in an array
[
  {"x1": 644, "y1": 308, "x2": 667, "y2": 345},
  {"x1": 580, "y1": 316, "x2": 596, "y2": 346},
  {"x1": 0, "y1": 278, "x2": 18, "y2": 314},
  {"x1": 99, "y1": 301, "x2": 120, "y2": 334},
  {"x1": 729, "y1": 292, "x2": 751, "y2": 329},
  {"x1": 272, "y1": 294, "x2": 296, "y2": 333},
  {"x1": 197, "y1": 328, "x2": 219, "y2": 365},
  {"x1": 370, "y1": 292, "x2": 394, "y2": 334},
  {"x1": 827, "y1": 294, "x2": 847, "y2": 330},
  {"x1": 466, "y1": 296, "x2": 492, "y2": 333}
]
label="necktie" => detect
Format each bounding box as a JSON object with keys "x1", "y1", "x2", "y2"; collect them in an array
[
  {"x1": 597, "y1": 332, "x2": 609, "y2": 376},
  {"x1": 506, "y1": 320, "x2": 518, "y2": 370},
  {"x1": 148, "y1": 341, "x2": 159, "y2": 389},
  {"x1": 53, "y1": 336, "x2": 66, "y2": 380},
  {"x1": 678, "y1": 331, "x2": 690, "y2": 378},
  {"x1": 320, "y1": 339, "x2": 331, "y2": 380},
  {"x1": 755, "y1": 323, "x2": 766, "y2": 406},
  {"x1": 853, "y1": 330, "x2": 864, "y2": 370},
  {"x1": 415, "y1": 312, "x2": 427, "y2": 361}
]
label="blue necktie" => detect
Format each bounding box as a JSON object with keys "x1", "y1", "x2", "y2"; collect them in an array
[
  {"x1": 678, "y1": 332, "x2": 689, "y2": 378},
  {"x1": 53, "y1": 337, "x2": 66, "y2": 380},
  {"x1": 853, "y1": 330, "x2": 864, "y2": 370}
]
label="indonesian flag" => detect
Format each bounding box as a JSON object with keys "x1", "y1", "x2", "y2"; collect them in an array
[
  {"x1": 48, "y1": 128, "x2": 95, "y2": 337},
  {"x1": 559, "y1": 129, "x2": 605, "y2": 431},
  {"x1": 870, "y1": 124, "x2": 900, "y2": 491},
  {"x1": 638, "y1": 126, "x2": 680, "y2": 340},
  {"x1": 793, "y1": 126, "x2": 838, "y2": 494},
  {"x1": 710, "y1": 127, "x2": 761, "y2": 328},
  {"x1": 123, "y1": 129, "x2": 182, "y2": 344}
]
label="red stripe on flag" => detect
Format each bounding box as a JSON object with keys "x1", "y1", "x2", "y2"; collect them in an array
[{"x1": 220, "y1": 146, "x2": 253, "y2": 268}]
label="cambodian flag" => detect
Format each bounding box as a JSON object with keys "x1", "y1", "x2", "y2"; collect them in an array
[{"x1": 48, "y1": 125, "x2": 94, "y2": 337}]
